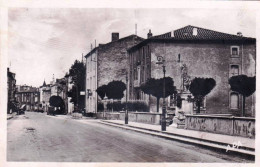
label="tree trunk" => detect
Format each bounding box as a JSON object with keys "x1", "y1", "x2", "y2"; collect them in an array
[
  {"x1": 197, "y1": 101, "x2": 200, "y2": 114},
  {"x1": 157, "y1": 98, "x2": 160, "y2": 113},
  {"x1": 242, "y1": 95, "x2": 246, "y2": 117}
]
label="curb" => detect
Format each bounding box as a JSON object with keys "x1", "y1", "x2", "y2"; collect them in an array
[
  {"x1": 7, "y1": 116, "x2": 13, "y2": 120},
  {"x1": 100, "y1": 120, "x2": 255, "y2": 159},
  {"x1": 103, "y1": 120, "x2": 254, "y2": 152}
]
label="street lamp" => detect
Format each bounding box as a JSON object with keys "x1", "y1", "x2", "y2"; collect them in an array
[
  {"x1": 125, "y1": 71, "x2": 128, "y2": 124},
  {"x1": 156, "y1": 55, "x2": 167, "y2": 131}
]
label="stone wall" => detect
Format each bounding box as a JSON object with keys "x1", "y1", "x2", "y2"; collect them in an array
[
  {"x1": 185, "y1": 115, "x2": 255, "y2": 138},
  {"x1": 97, "y1": 112, "x2": 162, "y2": 124}
]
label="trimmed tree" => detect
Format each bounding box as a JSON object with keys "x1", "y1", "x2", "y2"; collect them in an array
[
  {"x1": 96, "y1": 81, "x2": 126, "y2": 112},
  {"x1": 140, "y1": 77, "x2": 176, "y2": 113},
  {"x1": 229, "y1": 75, "x2": 256, "y2": 117},
  {"x1": 49, "y1": 96, "x2": 65, "y2": 114},
  {"x1": 96, "y1": 85, "x2": 109, "y2": 100},
  {"x1": 106, "y1": 80, "x2": 126, "y2": 100},
  {"x1": 96, "y1": 81, "x2": 126, "y2": 100},
  {"x1": 189, "y1": 77, "x2": 216, "y2": 114}
]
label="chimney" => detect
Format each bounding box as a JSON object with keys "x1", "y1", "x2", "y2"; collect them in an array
[
  {"x1": 112, "y1": 33, "x2": 119, "y2": 42},
  {"x1": 237, "y1": 32, "x2": 243, "y2": 37},
  {"x1": 147, "y1": 29, "x2": 153, "y2": 38}
]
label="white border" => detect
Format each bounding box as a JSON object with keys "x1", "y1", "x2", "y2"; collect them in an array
[{"x1": 1, "y1": 0, "x2": 260, "y2": 167}]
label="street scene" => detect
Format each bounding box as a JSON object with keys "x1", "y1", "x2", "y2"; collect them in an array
[
  {"x1": 7, "y1": 112, "x2": 253, "y2": 162},
  {"x1": 7, "y1": 8, "x2": 256, "y2": 163}
]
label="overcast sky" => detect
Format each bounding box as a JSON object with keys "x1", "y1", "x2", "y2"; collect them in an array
[{"x1": 8, "y1": 8, "x2": 256, "y2": 87}]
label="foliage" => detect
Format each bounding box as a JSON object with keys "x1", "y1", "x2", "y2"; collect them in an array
[
  {"x1": 140, "y1": 77, "x2": 176, "y2": 112},
  {"x1": 49, "y1": 96, "x2": 65, "y2": 108},
  {"x1": 229, "y1": 75, "x2": 256, "y2": 117},
  {"x1": 107, "y1": 81, "x2": 126, "y2": 100},
  {"x1": 68, "y1": 60, "x2": 86, "y2": 109},
  {"x1": 229, "y1": 75, "x2": 256, "y2": 97},
  {"x1": 96, "y1": 85, "x2": 108, "y2": 100},
  {"x1": 96, "y1": 80, "x2": 126, "y2": 100},
  {"x1": 189, "y1": 77, "x2": 216, "y2": 114}
]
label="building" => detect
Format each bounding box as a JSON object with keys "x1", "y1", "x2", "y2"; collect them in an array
[
  {"x1": 85, "y1": 33, "x2": 144, "y2": 114},
  {"x1": 15, "y1": 85, "x2": 40, "y2": 111},
  {"x1": 128, "y1": 25, "x2": 256, "y2": 117},
  {"x1": 65, "y1": 74, "x2": 74, "y2": 114},
  {"x1": 7, "y1": 68, "x2": 16, "y2": 114},
  {"x1": 39, "y1": 77, "x2": 68, "y2": 113},
  {"x1": 39, "y1": 81, "x2": 51, "y2": 112}
]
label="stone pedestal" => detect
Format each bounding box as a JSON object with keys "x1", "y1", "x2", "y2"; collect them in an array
[{"x1": 171, "y1": 92, "x2": 193, "y2": 128}]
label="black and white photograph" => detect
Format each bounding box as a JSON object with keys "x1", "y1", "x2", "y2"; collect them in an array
[{"x1": 1, "y1": 0, "x2": 260, "y2": 166}]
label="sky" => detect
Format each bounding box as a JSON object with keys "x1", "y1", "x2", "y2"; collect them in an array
[{"x1": 8, "y1": 8, "x2": 256, "y2": 87}]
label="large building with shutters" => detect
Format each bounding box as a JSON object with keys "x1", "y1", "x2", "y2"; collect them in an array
[{"x1": 127, "y1": 25, "x2": 256, "y2": 117}]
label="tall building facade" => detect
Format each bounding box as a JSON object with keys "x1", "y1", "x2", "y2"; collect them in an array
[
  {"x1": 85, "y1": 33, "x2": 144, "y2": 114},
  {"x1": 7, "y1": 68, "x2": 16, "y2": 114},
  {"x1": 15, "y1": 85, "x2": 40, "y2": 111},
  {"x1": 128, "y1": 25, "x2": 256, "y2": 117}
]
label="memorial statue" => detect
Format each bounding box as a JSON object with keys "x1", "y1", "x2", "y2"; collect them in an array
[{"x1": 181, "y1": 64, "x2": 191, "y2": 92}]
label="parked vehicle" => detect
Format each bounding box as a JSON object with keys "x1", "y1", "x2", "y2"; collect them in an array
[{"x1": 18, "y1": 104, "x2": 26, "y2": 115}]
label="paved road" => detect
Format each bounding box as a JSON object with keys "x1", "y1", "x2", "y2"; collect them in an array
[{"x1": 7, "y1": 112, "x2": 252, "y2": 162}]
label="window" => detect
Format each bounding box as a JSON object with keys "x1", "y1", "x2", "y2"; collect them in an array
[
  {"x1": 230, "y1": 65, "x2": 239, "y2": 76},
  {"x1": 231, "y1": 46, "x2": 239, "y2": 57},
  {"x1": 230, "y1": 92, "x2": 239, "y2": 109}
]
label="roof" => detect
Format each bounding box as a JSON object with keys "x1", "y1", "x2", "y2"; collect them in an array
[
  {"x1": 129, "y1": 25, "x2": 256, "y2": 51},
  {"x1": 85, "y1": 34, "x2": 144, "y2": 58}
]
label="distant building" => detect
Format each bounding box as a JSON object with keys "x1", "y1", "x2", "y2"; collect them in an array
[
  {"x1": 85, "y1": 33, "x2": 144, "y2": 114},
  {"x1": 15, "y1": 85, "x2": 40, "y2": 111},
  {"x1": 39, "y1": 81, "x2": 51, "y2": 112},
  {"x1": 39, "y1": 77, "x2": 68, "y2": 113},
  {"x1": 128, "y1": 25, "x2": 256, "y2": 117},
  {"x1": 65, "y1": 74, "x2": 74, "y2": 114},
  {"x1": 7, "y1": 68, "x2": 16, "y2": 114}
]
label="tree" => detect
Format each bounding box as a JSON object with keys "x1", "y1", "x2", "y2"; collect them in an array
[
  {"x1": 106, "y1": 80, "x2": 126, "y2": 100},
  {"x1": 96, "y1": 80, "x2": 126, "y2": 112},
  {"x1": 229, "y1": 75, "x2": 256, "y2": 117},
  {"x1": 96, "y1": 85, "x2": 109, "y2": 100},
  {"x1": 140, "y1": 77, "x2": 176, "y2": 113},
  {"x1": 68, "y1": 60, "x2": 86, "y2": 110},
  {"x1": 189, "y1": 77, "x2": 216, "y2": 114},
  {"x1": 96, "y1": 81, "x2": 126, "y2": 100},
  {"x1": 49, "y1": 96, "x2": 65, "y2": 113}
]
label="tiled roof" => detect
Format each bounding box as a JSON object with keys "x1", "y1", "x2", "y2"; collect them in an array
[
  {"x1": 152, "y1": 25, "x2": 254, "y2": 40},
  {"x1": 128, "y1": 25, "x2": 255, "y2": 52}
]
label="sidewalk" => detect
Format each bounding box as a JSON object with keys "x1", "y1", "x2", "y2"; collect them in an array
[{"x1": 100, "y1": 120, "x2": 255, "y2": 156}]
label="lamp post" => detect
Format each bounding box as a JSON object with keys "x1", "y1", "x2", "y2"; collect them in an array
[
  {"x1": 125, "y1": 71, "x2": 128, "y2": 124},
  {"x1": 103, "y1": 94, "x2": 108, "y2": 119},
  {"x1": 156, "y1": 56, "x2": 167, "y2": 131}
]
